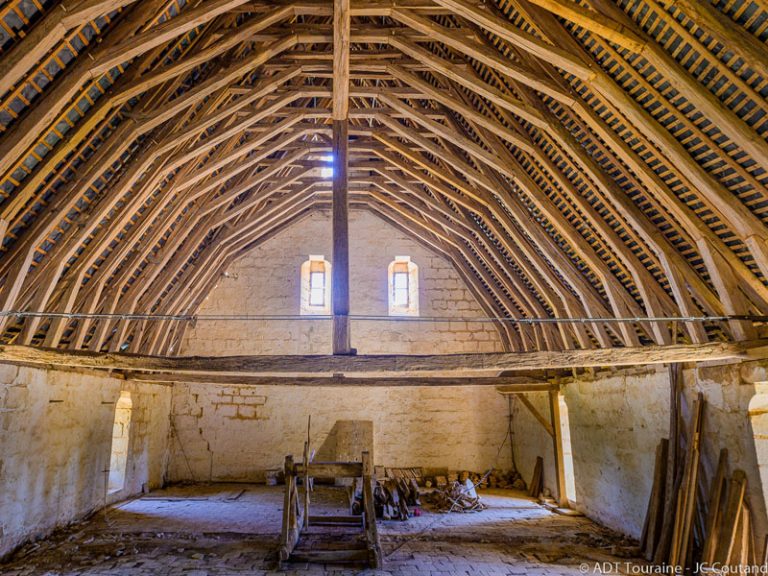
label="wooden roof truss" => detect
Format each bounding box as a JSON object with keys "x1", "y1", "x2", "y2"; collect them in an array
[{"x1": 1, "y1": 0, "x2": 768, "y2": 355}]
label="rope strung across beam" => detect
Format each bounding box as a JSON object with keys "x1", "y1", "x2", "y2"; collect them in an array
[{"x1": 0, "y1": 310, "x2": 763, "y2": 324}]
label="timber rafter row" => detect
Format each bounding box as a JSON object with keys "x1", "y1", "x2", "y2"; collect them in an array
[{"x1": 1, "y1": 0, "x2": 768, "y2": 355}]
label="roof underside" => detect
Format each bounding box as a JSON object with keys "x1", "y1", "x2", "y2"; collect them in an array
[{"x1": 1, "y1": 0, "x2": 768, "y2": 355}]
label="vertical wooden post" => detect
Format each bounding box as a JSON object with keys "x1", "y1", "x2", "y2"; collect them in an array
[
  {"x1": 548, "y1": 388, "x2": 568, "y2": 507},
  {"x1": 332, "y1": 0, "x2": 351, "y2": 355},
  {"x1": 332, "y1": 120, "x2": 352, "y2": 355},
  {"x1": 362, "y1": 450, "x2": 383, "y2": 568}
]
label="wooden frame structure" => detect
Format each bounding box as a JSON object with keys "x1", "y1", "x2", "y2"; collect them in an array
[
  {"x1": 498, "y1": 384, "x2": 569, "y2": 506},
  {"x1": 278, "y1": 450, "x2": 383, "y2": 568},
  {"x1": 0, "y1": 0, "x2": 767, "y2": 356}
]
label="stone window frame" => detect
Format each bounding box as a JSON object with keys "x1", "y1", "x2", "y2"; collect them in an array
[
  {"x1": 388, "y1": 256, "x2": 419, "y2": 317},
  {"x1": 300, "y1": 255, "x2": 332, "y2": 315}
]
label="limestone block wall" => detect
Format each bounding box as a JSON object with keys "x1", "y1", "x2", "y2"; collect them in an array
[
  {"x1": 513, "y1": 362, "x2": 768, "y2": 546},
  {"x1": 167, "y1": 382, "x2": 512, "y2": 482},
  {"x1": 562, "y1": 367, "x2": 670, "y2": 535},
  {"x1": 180, "y1": 210, "x2": 504, "y2": 355},
  {"x1": 0, "y1": 365, "x2": 171, "y2": 558}
]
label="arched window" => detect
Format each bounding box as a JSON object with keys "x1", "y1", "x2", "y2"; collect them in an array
[
  {"x1": 108, "y1": 391, "x2": 133, "y2": 494},
  {"x1": 388, "y1": 256, "x2": 419, "y2": 316},
  {"x1": 301, "y1": 255, "x2": 332, "y2": 315}
]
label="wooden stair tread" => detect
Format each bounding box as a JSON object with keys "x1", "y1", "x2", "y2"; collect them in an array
[
  {"x1": 289, "y1": 548, "x2": 370, "y2": 563},
  {"x1": 308, "y1": 514, "x2": 363, "y2": 526}
]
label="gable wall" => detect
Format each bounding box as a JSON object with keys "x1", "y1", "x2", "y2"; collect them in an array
[{"x1": 180, "y1": 209, "x2": 504, "y2": 356}]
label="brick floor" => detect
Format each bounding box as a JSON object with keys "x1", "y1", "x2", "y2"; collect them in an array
[{"x1": 0, "y1": 485, "x2": 641, "y2": 575}]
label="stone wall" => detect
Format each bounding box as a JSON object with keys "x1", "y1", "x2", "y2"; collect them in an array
[
  {"x1": 172, "y1": 210, "x2": 510, "y2": 484},
  {"x1": 180, "y1": 210, "x2": 504, "y2": 355},
  {"x1": 562, "y1": 367, "x2": 670, "y2": 536},
  {"x1": 0, "y1": 365, "x2": 171, "y2": 558},
  {"x1": 167, "y1": 382, "x2": 512, "y2": 482},
  {"x1": 513, "y1": 362, "x2": 768, "y2": 546}
]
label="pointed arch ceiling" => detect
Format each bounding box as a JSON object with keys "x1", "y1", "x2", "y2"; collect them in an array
[{"x1": 1, "y1": 0, "x2": 768, "y2": 355}]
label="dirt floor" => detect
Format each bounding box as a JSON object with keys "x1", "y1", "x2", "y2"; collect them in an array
[{"x1": 0, "y1": 484, "x2": 642, "y2": 575}]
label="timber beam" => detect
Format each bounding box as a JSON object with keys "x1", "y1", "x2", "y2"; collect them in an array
[
  {"x1": 0, "y1": 341, "x2": 764, "y2": 377},
  {"x1": 122, "y1": 372, "x2": 558, "y2": 389}
]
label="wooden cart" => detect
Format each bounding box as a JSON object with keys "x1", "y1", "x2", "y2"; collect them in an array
[{"x1": 278, "y1": 449, "x2": 383, "y2": 568}]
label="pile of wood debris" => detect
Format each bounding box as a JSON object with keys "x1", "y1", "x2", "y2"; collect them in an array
[
  {"x1": 350, "y1": 474, "x2": 421, "y2": 520},
  {"x1": 424, "y1": 479, "x2": 488, "y2": 513},
  {"x1": 351, "y1": 466, "x2": 527, "y2": 520},
  {"x1": 374, "y1": 477, "x2": 421, "y2": 520}
]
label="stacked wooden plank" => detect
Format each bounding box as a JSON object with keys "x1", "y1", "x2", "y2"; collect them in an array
[
  {"x1": 641, "y1": 375, "x2": 756, "y2": 569},
  {"x1": 529, "y1": 457, "x2": 544, "y2": 498},
  {"x1": 640, "y1": 439, "x2": 668, "y2": 559}
]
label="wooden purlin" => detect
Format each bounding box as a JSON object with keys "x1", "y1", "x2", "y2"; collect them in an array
[
  {"x1": 1, "y1": 0, "x2": 768, "y2": 351},
  {"x1": 0, "y1": 15, "x2": 241, "y2": 330},
  {"x1": 437, "y1": 3, "x2": 768, "y2": 307},
  {"x1": 0, "y1": 30, "x2": 204, "y2": 239},
  {"x1": 655, "y1": 0, "x2": 768, "y2": 83},
  {"x1": 372, "y1": 178, "x2": 566, "y2": 348},
  {"x1": 113, "y1": 192, "x2": 323, "y2": 352},
  {"x1": 122, "y1": 196, "x2": 322, "y2": 352},
  {"x1": 367, "y1": 147, "x2": 567, "y2": 332},
  {"x1": 62, "y1": 141, "x2": 284, "y2": 344},
  {"x1": 88, "y1": 153, "x2": 338, "y2": 342},
  {"x1": 126, "y1": 182, "x2": 340, "y2": 351},
  {"x1": 371, "y1": 122, "x2": 561, "y2": 348},
  {"x1": 0, "y1": 0, "x2": 183, "y2": 179},
  {"x1": 59, "y1": 102, "x2": 296, "y2": 332},
  {"x1": 47, "y1": 135, "x2": 320, "y2": 346},
  {"x1": 0, "y1": 12, "x2": 297, "y2": 243},
  {"x1": 6, "y1": 115, "x2": 314, "y2": 340}
]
